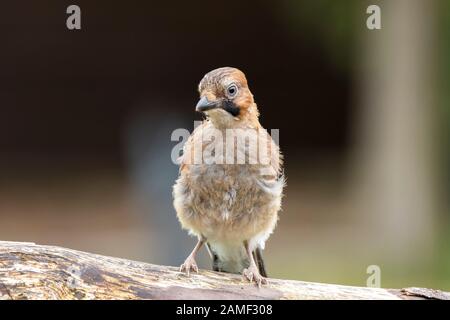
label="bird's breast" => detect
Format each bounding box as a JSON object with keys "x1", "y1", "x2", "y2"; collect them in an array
[
  {"x1": 173, "y1": 121, "x2": 283, "y2": 242},
  {"x1": 173, "y1": 163, "x2": 283, "y2": 242}
]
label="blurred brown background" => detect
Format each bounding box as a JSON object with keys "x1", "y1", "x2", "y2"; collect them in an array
[{"x1": 0, "y1": 0, "x2": 449, "y2": 290}]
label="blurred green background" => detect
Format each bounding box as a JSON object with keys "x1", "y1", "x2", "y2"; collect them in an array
[{"x1": 0, "y1": 0, "x2": 449, "y2": 291}]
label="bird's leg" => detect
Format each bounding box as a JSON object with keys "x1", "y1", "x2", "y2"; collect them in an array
[
  {"x1": 242, "y1": 241, "x2": 268, "y2": 287},
  {"x1": 180, "y1": 237, "x2": 205, "y2": 276}
]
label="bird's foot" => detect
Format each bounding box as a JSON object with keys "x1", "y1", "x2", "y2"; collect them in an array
[
  {"x1": 179, "y1": 256, "x2": 198, "y2": 276},
  {"x1": 242, "y1": 265, "x2": 267, "y2": 287}
]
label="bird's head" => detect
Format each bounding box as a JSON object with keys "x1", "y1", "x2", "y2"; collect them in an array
[{"x1": 196, "y1": 67, "x2": 259, "y2": 128}]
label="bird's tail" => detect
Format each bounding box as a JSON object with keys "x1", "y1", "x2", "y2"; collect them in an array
[
  {"x1": 253, "y1": 247, "x2": 267, "y2": 277},
  {"x1": 206, "y1": 242, "x2": 267, "y2": 277}
]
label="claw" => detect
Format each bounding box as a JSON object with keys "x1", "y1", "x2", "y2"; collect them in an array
[
  {"x1": 243, "y1": 266, "x2": 266, "y2": 287},
  {"x1": 179, "y1": 256, "x2": 198, "y2": 277}
]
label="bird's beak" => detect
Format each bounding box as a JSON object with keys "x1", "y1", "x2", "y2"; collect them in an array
[{"x1": 196, "y1": 96, "x2": 220, "y2": 112}]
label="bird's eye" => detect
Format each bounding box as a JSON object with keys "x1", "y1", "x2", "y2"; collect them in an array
[{"x1": 226, "y1": 84, "x2": 238, "y2": 98}]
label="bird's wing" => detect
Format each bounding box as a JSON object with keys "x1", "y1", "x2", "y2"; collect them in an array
[{"x1": 258, "y1": 127, "x2": 283, "y2": 180}]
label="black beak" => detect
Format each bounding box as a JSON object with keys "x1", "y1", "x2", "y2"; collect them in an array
[{"x1": 196, "y1": 96, "x2": 220, "y2": 112}]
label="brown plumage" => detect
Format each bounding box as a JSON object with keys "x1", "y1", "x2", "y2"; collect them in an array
[{"x1": 173, "y1": 67, "x2": 284, "y2": 286}]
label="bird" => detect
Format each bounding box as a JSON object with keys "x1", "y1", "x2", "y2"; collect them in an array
[{"x1": 172, "y1": 67, "x2": 284, "y2": 286}]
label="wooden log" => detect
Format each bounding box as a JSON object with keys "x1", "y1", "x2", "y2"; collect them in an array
[{"x1": 0, "y1": 241, "x2": 448, "y2": 300}]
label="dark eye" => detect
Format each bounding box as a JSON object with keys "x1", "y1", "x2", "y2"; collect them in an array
[{"x1": 226, "y1": 84, "x2": 238, "y2": 98}]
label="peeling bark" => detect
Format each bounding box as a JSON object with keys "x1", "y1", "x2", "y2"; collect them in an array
[{"x1": 0, "y1": 241, "x2": 448, "y2": 300}]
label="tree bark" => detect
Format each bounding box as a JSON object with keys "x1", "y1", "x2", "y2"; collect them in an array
[{"x1": 0, "y1": 241, "x2": 448, "y2": 300}]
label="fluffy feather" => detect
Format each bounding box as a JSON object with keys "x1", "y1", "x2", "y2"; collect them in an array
[{"x1": 173, "y1": 67, "x2": 284, "y2": 282}]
